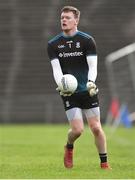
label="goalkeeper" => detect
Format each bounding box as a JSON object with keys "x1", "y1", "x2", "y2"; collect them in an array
[{"x1": 47, "y1": 6, "x2": 111, "y2": 169}]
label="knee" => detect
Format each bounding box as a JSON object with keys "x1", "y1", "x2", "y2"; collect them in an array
[
  {"x1": 91, "y1": 126, "x2": 102, "y2": 137},
  {"x1": 73, "y1": 127, "x2": 84, "y2": 137}
]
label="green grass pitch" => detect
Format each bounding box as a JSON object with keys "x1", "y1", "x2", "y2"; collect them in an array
[{"x1": 0, "y1": 124, "x2": 135, "y2": 179}]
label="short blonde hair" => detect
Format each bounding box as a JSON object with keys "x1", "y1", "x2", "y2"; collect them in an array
[{"x1": 61, "y1": 6, "x2": 80, "y2": 20}]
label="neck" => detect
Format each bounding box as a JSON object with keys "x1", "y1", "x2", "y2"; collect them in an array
[{"x1": 63, "y1": 27, "x2": 78, "y2": 37}]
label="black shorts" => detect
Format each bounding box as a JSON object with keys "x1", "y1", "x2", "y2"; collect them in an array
[{"x1": 61, "y1": 91, "x2": 99, "y2": 111}]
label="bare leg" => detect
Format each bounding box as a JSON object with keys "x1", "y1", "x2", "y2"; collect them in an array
[
  {"x1": 66, "y1": 108, "x2": 84, "y2": 145},
  {"x1": 67, "y1": 119, "x2": 84, "y2": 144},
  {"x1": 64, "y1": 108, "x2": 84, "y2": 168},
  {"x1": 87, "y1": 116, "x2": 107, "y2": 153},
  {"x1": 85, "y1": 109, "x2": 111, "y2": 169}
]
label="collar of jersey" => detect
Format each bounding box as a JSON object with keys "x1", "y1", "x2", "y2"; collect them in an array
[{"x1": 62, "y1": 30, "x2": 78, "y2": 38}]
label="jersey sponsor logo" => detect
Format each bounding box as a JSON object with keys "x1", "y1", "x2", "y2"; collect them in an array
[
  {"x1": 58, "y1": 44, "x2": 65, "y2": 49},
  {"x1": 59, "y1": 51, "x2": 83, "y2": 58}
]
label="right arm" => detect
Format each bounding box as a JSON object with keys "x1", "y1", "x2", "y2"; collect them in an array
[
  {"x1": 47, "y1": 42, "x2": 73, "y2": 96},
  {"x1": 51, "y1": 58, "x2": 63, "y2": 87},
  {"x1": 47, "y1": 43, "x2": 63, "y2": 87}
]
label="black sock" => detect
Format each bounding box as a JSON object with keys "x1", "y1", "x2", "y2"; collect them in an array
[
  {"x1": 99, "y1": 153, "x2": 107, "y2": 163},
  {"x1": 66, "y1": 143, "x2": 73, "y2": 149}
]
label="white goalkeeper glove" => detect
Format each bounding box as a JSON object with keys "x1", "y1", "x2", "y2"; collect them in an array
[
  {"x1": 56, "y1": 87, "x2": 73, "y2": 97},
  {"x1": 87, "y1": 80, "x2": 99, "y2": 97}
]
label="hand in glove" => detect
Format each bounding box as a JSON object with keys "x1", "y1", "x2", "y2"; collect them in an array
[
  {"x1": 56, "y1": 87, "x2": 73, "y2": 97},
  {"x1": 87, "y1": 81, "x2": 99, "y2": 97}
]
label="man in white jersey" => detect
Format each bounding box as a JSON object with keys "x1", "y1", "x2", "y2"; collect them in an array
[{"x1": 47, "y1": 6, "x2": 111, "y2": 169}]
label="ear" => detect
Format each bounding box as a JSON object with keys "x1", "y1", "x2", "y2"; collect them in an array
[{"x1": 75, "y1": 18, "x2": 79, "y2": 25}]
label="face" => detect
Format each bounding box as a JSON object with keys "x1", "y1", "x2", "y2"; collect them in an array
[{"x1": 61, "y1": 11, "x2": 78, "y2": 32}]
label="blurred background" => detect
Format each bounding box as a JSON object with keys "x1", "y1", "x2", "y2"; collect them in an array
[{"x1": 0, "y1": 0, "x2": 135, "y2": 124}]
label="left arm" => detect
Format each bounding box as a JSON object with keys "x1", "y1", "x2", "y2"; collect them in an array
[
  {"x1": 86, "y1": 55, "x2": 97, "y2": 82},
  {"x1": 85, "y1": 37, "x2": 98, "y2": 96}
]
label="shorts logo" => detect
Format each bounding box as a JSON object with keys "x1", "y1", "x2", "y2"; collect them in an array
[
  {"x1": 59, "y1": 51, "x2": 83, "y2": 58},
  {"x1": 92, "y1": 102, "x2": 98, "y2": 106},
  {"x1": 65, "y1": 101, "x2": 70, "y2": 107}
]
